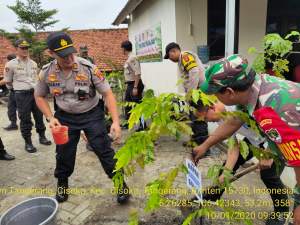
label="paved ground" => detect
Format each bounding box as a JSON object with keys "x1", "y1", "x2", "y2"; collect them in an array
[{"x1": 0, "y1": 103, "x2": 293, "y2": 225}]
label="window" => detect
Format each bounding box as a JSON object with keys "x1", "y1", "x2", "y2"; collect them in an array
[{"x1": 207, "y1": 0, "x2": 240, "y2": 61}]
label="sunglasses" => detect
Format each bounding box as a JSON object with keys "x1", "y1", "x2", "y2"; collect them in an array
[{"x1": 19, "y1": 46, "x2": 29, "y2": 50}]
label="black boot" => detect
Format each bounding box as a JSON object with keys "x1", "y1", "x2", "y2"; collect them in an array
[
  {"x1": 56, "y1": 179, "x2": 69, "y2": 203},
  {"x1": 0, "y1": 150, "x2": 15, "y2": 160},
  {"x1": 3, "y1": 123, "x2": 18, "y2": 131},
  {"x1": 117, "y1": 182, "x2": 130, "y2": 204},
  {"x1": 24, "y1": 138, "x2": 37, "y2": 153},
  {"x1": 39, "y1": 133, "x2": 52, "y2": 145}
]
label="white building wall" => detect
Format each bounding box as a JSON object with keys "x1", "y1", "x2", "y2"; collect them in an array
[
  {"x1": 175, "y1": 0, "x2": 208, "y2": 53},
  {"x1": 128, "y1": 0, "x2": 178, "y2": 94},
  {"x1": 238, "y1": 0, "x2": 268, "y2": 64}
]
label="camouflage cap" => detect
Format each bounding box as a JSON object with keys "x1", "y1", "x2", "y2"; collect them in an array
[{"x1": 200, "y1": 54, "x2": 252, "y2": 94}]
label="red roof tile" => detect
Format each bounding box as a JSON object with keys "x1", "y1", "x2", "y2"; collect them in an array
[{"x1": 0, "y1": 28, "x2": 128, "y2": 76}]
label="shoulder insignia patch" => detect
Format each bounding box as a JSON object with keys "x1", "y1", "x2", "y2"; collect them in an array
[
  {"x1": 266, "y1": 128, "x2": 282, "y2": 143},
  {"x1": 94, "y1": 68, "x2": 105, "y2": 81},
  {"x1": 182, "y1": 53, "x2": 197, "y2": 72}
]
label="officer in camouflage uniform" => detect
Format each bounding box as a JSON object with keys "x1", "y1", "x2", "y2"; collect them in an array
[
  {"x1": 164, "y1": 42, "x2": 208, "y2": 145},
  {"x1": 34, "y1": 32, "x2": 130, "y2": 204},
  {"x1": 194, "y1": 54, "x2": 300, "y2": 225},
  {"x1": 1, "y1": 39, "x2": 51, "y2": 153}
]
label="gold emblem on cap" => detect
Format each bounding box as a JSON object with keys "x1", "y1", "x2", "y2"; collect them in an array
[{"x1": 60, "y1": 39, "x2": 68, "y2": 47}]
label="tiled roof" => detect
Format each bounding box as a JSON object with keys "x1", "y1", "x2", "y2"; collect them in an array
[{"x1": 0, "y1": 28, "x2": 128, "y2": 76}]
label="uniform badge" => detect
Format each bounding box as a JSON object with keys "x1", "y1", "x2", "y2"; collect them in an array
[
  {"x1": 52, "y1": 88, "x2": 62, "y2": 96},
  {"x1": 5, "y1": 67, "x2": 9, "y2": 73},
  {"x1": 75, "y1": 74, "x2": 88, "y2": 81},
  {"x1": 48, "y1": 74, "x2": 58, "y2": 82},
  {"x1": 72, "y1": 63, "x2": 79, "y2": 71},
  {"x1": 94, "y1": 68, "x2": 104, "y2": 81},
  {"x1": 183, "y1": 54, "x2": 190, "y2": 62},
  {"x1": 259, "y1": 119, "x2": 272, "y2": 127},
  {"x1": 60, "y1": 39, "x2": 68, "y2": 47},
  {"x1": 266, "y1": 128, "x2": 282, "y2": 143}
]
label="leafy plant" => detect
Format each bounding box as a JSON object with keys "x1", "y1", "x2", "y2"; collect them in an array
[
  {"x1": 248, "y1": 31, "x2": 300, "y2": 78},
  {"x1": 112, "y1": 89, "x2": 259, "y2": 225},
  {"x1": 8, "y1": 0, "x2": 58, "y2": 32},
  {"x1": 1, "y1": 0, "x2": 60, "y2": 67}
]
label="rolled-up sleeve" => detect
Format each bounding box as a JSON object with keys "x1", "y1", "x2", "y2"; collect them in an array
[{"x1": 34, "y1": 70, "x2": 49, "y2": 97}]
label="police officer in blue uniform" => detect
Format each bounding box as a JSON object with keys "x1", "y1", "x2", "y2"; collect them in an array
[{"x1": 34, "y1": 32, "x2": 130, "y2": 204}]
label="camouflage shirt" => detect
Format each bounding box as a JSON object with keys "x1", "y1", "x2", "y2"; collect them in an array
[
  {"x1": 240, "y1": 74, "x2": 300, "y2": 129},
  {"x1": 238, "y1": 74, "x2": 300, "y2": 157}
]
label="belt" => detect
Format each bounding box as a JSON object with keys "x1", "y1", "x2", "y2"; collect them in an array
[
  {"x1": 125, "y1": 79, "x2": 142, "y2": 84},
  {"x1": 14, "y1": 89, "x2": 34, "y2": 94},
  {"x1": 56, "y1": 100, "x2": 103, "y2": 116}
]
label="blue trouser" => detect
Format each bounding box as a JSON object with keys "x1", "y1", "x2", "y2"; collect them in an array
[{"x1": 54, "y1": 103, "x2": 116, "y2": 179}]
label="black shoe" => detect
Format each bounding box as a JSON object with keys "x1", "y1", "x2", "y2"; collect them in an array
[
  {"x1": 86, "y1": 143, "x2": 93, "y2": 151},
  {"x1": 39, "y1": 136, "x2": 52, "y2": 145},
  {"x1": 0, "y1": 150, "x2": 15, "y2": 160},
  {"x1": 56, "y1": 179, "x2": 69, "y2": 203},
  {"x1": 117, "y1": 182, "x2": 130, "y2": 204},
  {"x1": 3, "y1": 123, "x2": 18, "y2": 131},
  {"x1": 25, "y1": 142, "x2": 37, "y2": 153}
]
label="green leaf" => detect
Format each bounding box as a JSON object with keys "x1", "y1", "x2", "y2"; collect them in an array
[
  {"x1": 227, "y1": 137, "x2": 237, "y2": 150},
  {"x1": 285, "y1": 30, "x2": 300, "y2": 40},
  {"x1": 248, "y1": 47, "x2": 257, "y2": 54},
  {"x1": 239, "y1": 140, "x2": 249, "y2": 160},
  {"x1": 128, "y1": 209, "x2": 139, "y2": 225}
]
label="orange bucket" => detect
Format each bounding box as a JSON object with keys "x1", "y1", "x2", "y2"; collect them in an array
[{"x1": 51, "y1": 126, "x2": 69, "y2": 145}]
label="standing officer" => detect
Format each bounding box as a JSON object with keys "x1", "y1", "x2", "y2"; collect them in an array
[
  {"x1": 164, "y1": 42, "x2": 208, "y2": 146},
  {"x1": 121, "y1": 40, "x2": 145, "y2": 130},
  {"x1": 34, "y1": 32, "x2": 130, "y2": 204},
  {"x1": 1, "y1": 39, "x2": 51, "y2": 153},
  {"x1": 194, "y1": 54, "x2": 300, "y2": 225},
  {"x1": 3, "y1": 54, "x2": 18, "y2": 131},
  {"x1": 79, "y1": 45, "x2": 94, "y2": 64}
]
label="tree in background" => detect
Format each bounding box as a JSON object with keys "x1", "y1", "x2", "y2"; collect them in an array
[{"x1": 0, "y1": 0, "x2": 59, "y2": 67}]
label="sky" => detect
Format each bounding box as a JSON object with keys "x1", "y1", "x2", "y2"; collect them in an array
[{"x1": 0, "y1": 0, "x2": 128, "y2": 32}]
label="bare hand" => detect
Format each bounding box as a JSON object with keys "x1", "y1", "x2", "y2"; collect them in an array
[
  {"x1": 110, "y1": 122, "x2": 121, "y2": 143},
  {"x1": 294, "y1": 205, "x2": 300, "y2": 225},
  {"x1": 49, "y1": 117, "x2": 61, "y2": 129},
  {"x1": 192, "y1": 145, "x2": 208, "y2": 165},
  {"x1": 218, "y1": 174, "x2": 225, "y2": 184},
  {"x1": 259, "y1": 159, "x2": 273, "y2": 170},
  {"x1": 132, "y1": 88, "x2": 138, "y2": 96}
]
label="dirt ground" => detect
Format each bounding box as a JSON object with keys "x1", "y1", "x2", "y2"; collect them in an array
[{"x1": 0, "y1": 102, "x2": 293, "y2": 225}]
